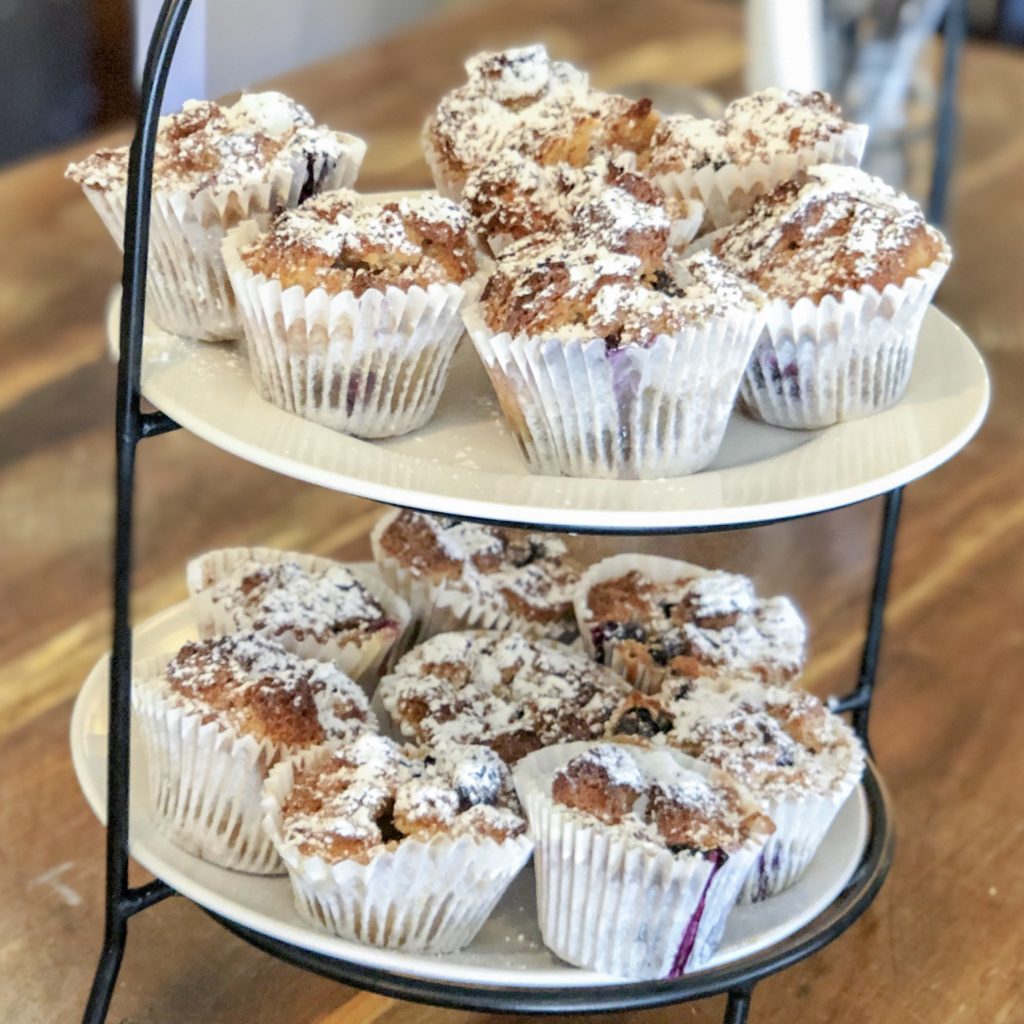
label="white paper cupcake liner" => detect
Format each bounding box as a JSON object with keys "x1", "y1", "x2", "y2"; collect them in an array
[
  {"x1": 224, "y1": 220, "x2": 475, "y2": 438},
  {"x1": 262, "y1": 746, "x2": 533, "y2": 952},
  {"x1": 464, "y1": 304, "x2": 762, "y2": 479},
  {"x1": 369, "y1": 510, "x2": 577, "y2": 648},
  {"x1": 575, "y1": 554, "x2": 714, "y2": 694},
  {"x1": 514, "y1": 742, "x2": 772, "y2": 978},
  {"x1": 80, "y1": 140, "x2": 364, "y2": 342},
  {"x1": 739, "y1": 248, "x2": 951, "y2": 429},
  {"x1": 185, "y1": 547, "x2": 412, "y2": 690},
  {"x1": 651, "y1": 126, "x2": 868, "y2": 230},
  {"x1": 132, "y1": 656, "x2": 284, "y2": 874},
  {"x1": 738, "y1": 740, "x2": 866, "y2": 902}
]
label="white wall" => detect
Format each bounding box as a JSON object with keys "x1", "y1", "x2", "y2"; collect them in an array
[{"x1": 134, "y1": 0, "x2": 445, "y2": 112}]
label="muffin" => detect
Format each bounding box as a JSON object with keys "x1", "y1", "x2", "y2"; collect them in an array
[
  {"x1": 186, "y1": 547, "x2": 411, "y2": 689},
  {"x1": 377, "y1": 630, "x2": 632, "y2": 765},
  {"x1": 262, "y1": 732, "x2": 532, "y2": 952},
  {"x1": 464, "y1": 211, "x2": 764, "y2": 478},
  {"x1": 576, "y1": 554, "x2": 806, "y2": 693},
  {"x1": 132, "y1": 633, "x2": 374, "y2": 873},
  {"x1": 223, "y1": 189, "x2": 478, "y2": 437},
  {"x1": 370, "y1": 509, "x2": 580, "y2": 644},
  {"x1": 463, "y1": 150, "x2": 703, "y2": 255},
  {"x1": 644, "y1": 87, "x2": 867, "y2": 229},
  {"x1": 66, "y1": 91, "x2": 366, "y2": 340},
  {"x1": 634, "y1": 676, "x2": 866, "y2": 902},
  {"x1": 513, "y1": 742, "x2": 774, "y2": 977},
  {"x1": 423, "y1": 45, "x2": 659, "y2": 199},
  {"x1": 713, "y1": 164, "x2": 951, "y2": 428}
]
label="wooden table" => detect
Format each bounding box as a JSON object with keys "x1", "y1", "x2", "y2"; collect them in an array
[{"x1": 2, "y1": 2, "x2": 1022, "y2": 1021}]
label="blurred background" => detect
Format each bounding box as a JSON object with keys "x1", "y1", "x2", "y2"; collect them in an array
[{"x1": 2, "y1": 0, "x2": 1022, "y2": 193}]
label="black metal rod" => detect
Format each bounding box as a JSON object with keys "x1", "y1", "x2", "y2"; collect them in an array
[
  {"x1": 850, "y1": 488, "x2": 904, "y2": 747},
  {"x1": 723, "y1": 986, "x2": 753, "y2": 1024},
  {"x1": 140, "y1": 409, "x2": 181, "y2": 438},
  {"x1": 928, "y1": 0, "x2": 967, "y2": 226},
  {"x1": 82, "y1": 2, "x2": 195, "y2": 1023},
  {"x1": 121, "y1": 879, "x2": 177, "y2": 917}
]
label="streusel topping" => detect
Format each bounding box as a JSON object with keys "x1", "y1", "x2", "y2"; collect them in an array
[
  {"x1": 379, "y1": 631, "x2": 631, "y2": 764},
  {"x1": 712, "y1": 164, "x2": 947, "y2": 303},
  {"x1": 645, "y1": 88, "x2": 857, "y2": 175},
  {"x1": 240, "y1": 188, "x2": 477, "y2": 295},
  {"x1": 279, "y1": 733, "x2": 525, "y2": 862},
  {"x1": 660, "y1": 679, "x2": 864, "y2": 799},
  {"x1": 482, "y1": 234, "x2": 757, "y2": 345},
  {"x1": 550, "y1": 744, "x2": 771, "y2": 855},
  {"x1": 160, "y1": 633, "x2": 373, "y2": 747},
  {"x1": 585, "y1": 566, "x2": 806, "y2": 684},
  {"x1": 66, "y1": 92, "x2": 360, "y2": 196},
  {"x1": 205, "y1": 558, "x2": 397, "y2": 648},
  {"x1": 375, "y1": 510, "x2": 580, "y2": 640}
]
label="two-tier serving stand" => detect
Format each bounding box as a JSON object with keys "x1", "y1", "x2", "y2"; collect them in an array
[{"x1": 73, "y1": 2, "x2": 985, "y2": 1021}]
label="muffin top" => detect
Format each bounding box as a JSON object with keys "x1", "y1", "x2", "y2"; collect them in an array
[
  {"x1": 374, "y1": 510, "x2": 580, "y2": 640},
  {"x1": 584, "y1": 564, "x2": 806, "y2": 685},
  {"x1": 656, "y1": 678, "x2": 865, "y2": 800},
  {"x1": 66, "y1": 91, "x2": 363, "y2": 196},
  {"x1": 158, "y1": 633, "x2": 373, "y2": 747},
  {"x1": 645, "y1": 88, "x2": 857, "y2": 175},
  {"x1": 379, "y1": 630, "x2": 631, "y2": 764},
  {"x1": 463, "y1": 150, "x2": 700, "y2": 254},
  {"x1": 199, "y1": 557, "x2": 399, "y2": 648},
  {"x1": 480, "y1": 234, "x2": 757, "y2": 345},
  {"x1": 549, "y1": 743, "x2": 772, "y2": 856},
  {"x1": 279, "y1": 733, "x2": 526, "y2": 863},
  {"x1": 240, "y1": 188, "x2": 477, "y2": 295},
  {"x1": 427, "y1": 46, "x2": 658, "y2": 184},
  {"x1": 713, "y1": 164, "x2": 947, "y2": 303}
]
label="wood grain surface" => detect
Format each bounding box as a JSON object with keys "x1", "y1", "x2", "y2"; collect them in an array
[{"x1": 1, "y1": 2, "x2": 1022, "y2": 1022}]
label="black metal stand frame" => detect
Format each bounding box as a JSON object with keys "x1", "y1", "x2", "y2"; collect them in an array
[{"x1": 78, "y1": 1, "x2": 967, "y2": 1020}]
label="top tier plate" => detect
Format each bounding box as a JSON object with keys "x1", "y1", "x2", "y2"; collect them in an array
[{"x1": 108, "y1": 295, "x2": 988, "y2": 532}]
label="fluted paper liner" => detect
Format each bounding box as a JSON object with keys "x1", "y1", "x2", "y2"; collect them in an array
[
  {"x1": 132, "y1": 655, "x2": 285, "y2": 874},
  {"x1": 79, "y1": 138, "x2": 364, "y2": 341},
  {"x1": 186, "y1": 548, "x2": 412, "y2": 690},
  {"x1": 224, "y1": 220, "x2": 475, "y2": 438},
  {"x1": 738, "y1": 738, "x2": 865, "y2": 902},
  {"x1": 369, "y1": 510, "x2": 576, "y2": 648},
  {"x1": 463, "y1": 304, "x2": 762, "y2": 479},
  {"x1": 261, "y1": 745, "x2": 533, "y2": 952},
  {"x1": 421, "y1": 123, "x2": 468, "y2": 201},
  {"x1": 739, "y1": 248, "x2": 951, "y2": 429},
  {"x1": 514, "y1": 742, "x2": 772, "y2": 978},
  {"x1": 651, "y1": 126, "x2": 868, "y2": 230}
]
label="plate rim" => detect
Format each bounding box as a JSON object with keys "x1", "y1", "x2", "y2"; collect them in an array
[{"x1": 106, "y1": 292, "x2": 990, "y2": 532}]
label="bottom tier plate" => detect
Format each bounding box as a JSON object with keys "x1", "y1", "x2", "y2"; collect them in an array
[{"x1": 71, "y1": 601, "x2": 869, "y2": 989}]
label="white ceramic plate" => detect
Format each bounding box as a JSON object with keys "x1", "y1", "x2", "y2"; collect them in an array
[
  {"x1": 71, "y1": 600, "x2": 869, "y2": 988},
  {"x1": 107, "y1": 294, "x2": 988, "y2": 531}
]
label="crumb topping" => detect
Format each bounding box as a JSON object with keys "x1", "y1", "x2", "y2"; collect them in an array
[
  {"x1": 646, "y1": 88, "x2": 856, "y2": 175},
  {"x1": 279, "y1": 733, "x2": 525, "y2": 862},
  {"x1": 427, "y1": 46, "x2": 658, "y2": 189},
  {"x1": 658, "y1": 679, "x2": 864, "y2": 799},
  {"x1": 160, "y1": 633, "x2": 372, "y2": 747},
  {"x1": 376, "y1": 511, "x2": 579, "y2": 639},
  {"x1": 379, "y1": 631, "x2": 631, "y2": 764},
  {"x1": 712, "y1": 164, "x2": 946, "y2": 302},
  {"x1": 240, "y1": 188, "x2": 477, "y2": 295},
  {"x1": 66, "y1": 92, "x2": 359, "y2": 196},
  {"x1": 586, "y1": 567, "x2": 806, "y2": 684},
  {"x1": 481, "y1": 233, "x2": 758, "y2": 345},
  {"x1": 205, "y1": 558, "x2": 397, "y2": 649},
  {"x1": 551, "y1": 743, "x2": 770, "y2": 855}
]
